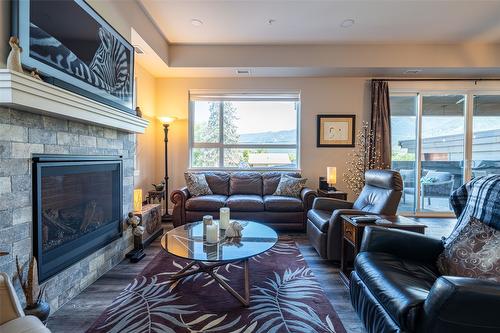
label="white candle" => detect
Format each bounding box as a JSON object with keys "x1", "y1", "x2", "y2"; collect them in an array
[
  {"x1": 219, "y1": 207, "x2": 230, "y2": 230},
  {"x1": 206, "y1": 223, "x2": 219, "y2": 244}
]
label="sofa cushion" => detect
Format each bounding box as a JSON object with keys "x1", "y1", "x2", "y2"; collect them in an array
[
  {"x1": 355, "y1": 252, "x2": 438, "y2": 331},
  {"x1": 263, "y1": 195, "x2": 303, "y2": 212},
  {"x1": 307, "y1": 209, "x2": 331, "y2": 232},
  {"x1": 273, "y1": 175, "x2": 307, "y2": 198},
  {"x1": 230, "y1": 172, "x2": 263, "y2": 195},
  {"x1": 184, "y1": 172, "x2": 212, "y2": 197},
  {"x1": 185, "y1": 195, "x2": 227, "y2": 211},
  {"x1": 226, "y1": 195, "x2": 264, "y2": 212},
  {"x1": 437, "y1": 216, "x2": 500, "y2": 282},
  {"x1": 204, "y1": 171, "x2": 230, "y2": 195},
  {"x1": 262, "y1": 172, "x2": 301, "y2": 195}
]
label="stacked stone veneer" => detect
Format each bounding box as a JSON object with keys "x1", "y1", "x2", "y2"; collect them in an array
[{"x1": 0, "y1": 106, "x2": 135, "y2": 311}]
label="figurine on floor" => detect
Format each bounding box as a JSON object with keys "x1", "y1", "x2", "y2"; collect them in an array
[
  {"x1": 125, "y1": 212, "x2": 146, "y2": 263},
  {"x1": 7, "y1": 36, "x2": 23, "y2": 73}
]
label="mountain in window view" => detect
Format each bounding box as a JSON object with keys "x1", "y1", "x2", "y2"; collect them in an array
[{"x1": 239, "y1": 129, "x2": 296, "y2": 144}]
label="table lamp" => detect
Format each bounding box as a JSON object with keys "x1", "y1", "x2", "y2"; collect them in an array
[
  {"x1": 133, "y1": 188, "x2": 142, "y2": 212},
  {"x1": 327, "y1": 167, "x2": 337, "y2": 191}
]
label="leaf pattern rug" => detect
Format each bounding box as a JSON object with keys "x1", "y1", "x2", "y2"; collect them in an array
[{"x1": 86, "y1": 239, "x2": 346, "y2": 333}]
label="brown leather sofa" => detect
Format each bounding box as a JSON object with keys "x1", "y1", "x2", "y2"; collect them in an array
[
  {"x1": 307, "y1": 169, "x2": 403, "y2": 260},
  {"x1": 171, "y1": 171, "x2": 317, "y2": 230}
]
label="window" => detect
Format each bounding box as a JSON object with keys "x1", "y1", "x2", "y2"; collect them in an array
[
  {"x1": 189, "y1": 92, "x2": 300, "y2": 169},
  {"x1": 390, "y1": 83, "x2": 500, "y2": 216}
]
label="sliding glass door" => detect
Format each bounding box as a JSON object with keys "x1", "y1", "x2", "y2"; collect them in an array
[
  {"x1": 390, "y1": 88, "x2": 500, "y2": 216},
  {"x1": 471, "y1": 95, "x2": 500, "y2": 178},
  {"x1": 420, "y1": 95, "x2": 465, "y2": 213},
  {"x1": 390, "y1": 95, "x2": 418, "y2": 213}
]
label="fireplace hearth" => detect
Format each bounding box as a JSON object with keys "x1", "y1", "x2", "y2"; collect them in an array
[{"x1": 33, "y1": 155, "x2": 123, "y2": 282}]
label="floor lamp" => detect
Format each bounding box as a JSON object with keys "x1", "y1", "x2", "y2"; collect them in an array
[{"x1": 158, "y1": 116, "x2": 177, "y2": 222}]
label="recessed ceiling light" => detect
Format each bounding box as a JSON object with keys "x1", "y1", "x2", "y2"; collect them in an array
[
  {"x1": 191, "y1": 19, "x2": 203, "y2": 27},
  {"x1": 340, "y1": 18, "x2": 355, "y2": 28},
  {"x1": 267, "y1": 19, "x2": 276, "y2": 26}
]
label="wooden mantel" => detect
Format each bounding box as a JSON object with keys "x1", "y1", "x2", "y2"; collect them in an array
[{"x1": 0, "y1": 69, "x2": 149, "y2": 133}]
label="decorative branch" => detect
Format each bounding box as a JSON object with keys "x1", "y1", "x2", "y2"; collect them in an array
[
  {"x1": 343, "y1": 121, "x2": 387, "y2": 194},
  {"x1": 15, "y1": 256, "x2": 42, "y2": 307}
]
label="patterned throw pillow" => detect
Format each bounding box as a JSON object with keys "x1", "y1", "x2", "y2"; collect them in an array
[
  {"x1": 184, "y1": 173, "x2": 212, "y2": 197},
  {"x1": 437, "y1": 217, "x2": 499, "y2": 282},
  {"x1": 273, "y1": 175, "x2": 307, "y2": 198}
]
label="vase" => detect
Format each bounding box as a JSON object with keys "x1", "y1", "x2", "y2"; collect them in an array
[{"x1": 24, "y1": 301, "x2": 50, "y2": 324}]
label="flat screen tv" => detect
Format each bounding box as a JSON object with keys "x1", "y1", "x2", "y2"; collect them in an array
[{"x1": 13, "y1": 0, "x2": 135, "y2": 113}]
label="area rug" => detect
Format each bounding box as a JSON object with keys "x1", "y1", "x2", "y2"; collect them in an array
[{"x1": 86, "y1": 239, "x2": 346, "y2": 333}]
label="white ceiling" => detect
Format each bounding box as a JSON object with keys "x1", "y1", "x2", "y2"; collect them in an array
[{"x1": 139, "y1": 0, "x2": 500, "y2": 44}]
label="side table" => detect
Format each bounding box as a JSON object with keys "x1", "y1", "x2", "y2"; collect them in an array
[
  {"x1": 339, "y1": 214, "x2": 426, "y2": 288},
  {"x1": 134, "y1": 203, "x2": 164, "y2": 246},
  {"x1": 317, "y1": 189, "x2": 348, "y2": 200}
]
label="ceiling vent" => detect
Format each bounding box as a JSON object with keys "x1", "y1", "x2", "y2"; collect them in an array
[
  {"x1": 133, "y1": 45, "x2": 145, "y2": 54},
  {"x1": 404, "y1": 69, "x2": 423, "y2": 74},
  {"x1": 237, "y1": 69, "x2": 251, "y2": 75}
]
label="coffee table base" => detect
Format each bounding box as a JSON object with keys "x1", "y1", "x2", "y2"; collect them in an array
[{"x1": 169, "y1": 259, "x2": 250, "y2": 307}]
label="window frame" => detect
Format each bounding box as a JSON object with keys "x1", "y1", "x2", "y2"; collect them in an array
[
  {"x1": 389, "y1": 81, "x2": 500, "y2": 217},
  {"x1": 188, "y1": 91, "x2": 301, "y2": 171}
]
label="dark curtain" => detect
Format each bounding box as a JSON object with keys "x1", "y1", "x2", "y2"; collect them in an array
[{"x1": 370, "y1": 80, "x2": 391, "y2": 169}]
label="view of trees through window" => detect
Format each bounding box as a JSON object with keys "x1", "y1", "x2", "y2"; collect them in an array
[{"x1": 191, "y1": 97, "x2": 299, "y2": 169}]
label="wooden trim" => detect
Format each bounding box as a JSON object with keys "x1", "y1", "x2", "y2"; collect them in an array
[{"x1": 0, "y1": 70, "x2": 149, "y2": 133}]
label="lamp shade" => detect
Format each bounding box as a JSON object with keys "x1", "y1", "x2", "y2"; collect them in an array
[
  {"x1": 157, "y1": 116, "x2": 177, "y2": 124},
  {"x1": 327, "y1": 167, "x2": 337, "y2": 185},
  {"x1": 133, "y1": 189, "x2": 143, "y2": 212}
]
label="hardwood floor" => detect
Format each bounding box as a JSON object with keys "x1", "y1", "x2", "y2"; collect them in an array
[{"x1": 47, "y1": 218, "x2": 456, "y2": 333}]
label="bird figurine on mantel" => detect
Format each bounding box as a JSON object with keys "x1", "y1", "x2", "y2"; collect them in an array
[{"x1": 7, "y1": 36, "x2": 23, "y2": 73}]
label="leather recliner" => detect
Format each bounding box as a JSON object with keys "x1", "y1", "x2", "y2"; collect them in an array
[
  {"x1": 350, "y1": 226, "x2": 500, "y2": 333},
  {"x1": 306, "y1": 169, "x2": 403, "y2": 260}
]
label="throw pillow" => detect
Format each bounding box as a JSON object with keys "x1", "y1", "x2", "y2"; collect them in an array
[
  {"x1": 184, "y1": 173, "x2": 212, "y2": 197},
  {"x1": 273, "y1": 174, "x2": 307, "y2": 198},
  {"x1": 437, "y1": 216, "x2": 499, "y2": 282}
]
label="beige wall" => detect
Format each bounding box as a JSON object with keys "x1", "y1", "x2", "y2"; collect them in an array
[
  {"x1": 134, "y1": 64, "x2": 161, "y2": 200},
  {"x1": 155, "y1": 77, "x2": 371, "y2": 202}
]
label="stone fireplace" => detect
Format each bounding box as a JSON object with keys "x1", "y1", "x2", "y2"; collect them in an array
[
  {"x1": 0, "y1": 106, "x2": 139, "y2": 311},
  {"x1": 32, "y1": 155, "x2": 123, "y2": 282}
]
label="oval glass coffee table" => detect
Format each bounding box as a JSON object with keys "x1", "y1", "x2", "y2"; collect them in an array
[{"x1": 161, "y1": 220, "x2": 278, "y2": 306}]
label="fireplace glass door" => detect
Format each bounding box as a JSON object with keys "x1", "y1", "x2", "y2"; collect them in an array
[{"x1": 33, "y1": 157, "x2": 122, "y2": 281}]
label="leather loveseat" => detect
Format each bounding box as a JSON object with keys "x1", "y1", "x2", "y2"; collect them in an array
[{"x1": 170, "y1": 171, "x2": 316, "y2": 230}]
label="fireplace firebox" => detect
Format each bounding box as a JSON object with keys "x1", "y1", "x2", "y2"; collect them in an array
[{"x1": 32, "y1": 155, "x2": 123, "y2": 282}]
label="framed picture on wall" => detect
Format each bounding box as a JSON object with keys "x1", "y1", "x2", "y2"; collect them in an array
[
  {"x1": 13, "y1": 0, "x2": 135, "y2": 113},
  {"x1": 317, "y1": 114, "x2": 356, "y2": 147}
]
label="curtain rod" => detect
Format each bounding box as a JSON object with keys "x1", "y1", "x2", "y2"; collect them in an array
[{"x1": 372, "y1": 78, "x2": 500, "y2": 82}]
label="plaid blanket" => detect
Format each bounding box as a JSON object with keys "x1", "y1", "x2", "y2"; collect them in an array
[{"x1": 448, "y1": 175, "x2": 500, "y2": 244}]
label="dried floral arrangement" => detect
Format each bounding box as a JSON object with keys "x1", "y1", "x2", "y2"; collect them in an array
[
  {"x1": 15, "y1": 256, "x2": 46, "y2": 307},
  {"x1": 343, "y1": 121, "x2": 388, "y2": 194}
]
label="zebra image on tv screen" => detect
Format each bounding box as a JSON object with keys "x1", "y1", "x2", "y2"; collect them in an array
[{"x1": 26, "y1": 0, "x2": 133, "y2": 110}]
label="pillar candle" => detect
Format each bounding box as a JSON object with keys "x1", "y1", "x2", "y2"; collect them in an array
[
  {"x1": 206, "y1": 223, "x2": 219, "y2": 244},
  {"x1": 219, "y1": 207, "x2": 230, "y2": 230}
]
